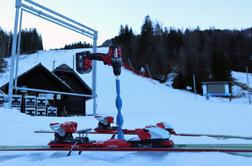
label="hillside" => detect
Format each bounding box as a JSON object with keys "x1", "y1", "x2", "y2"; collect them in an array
[{"x1": 1, "y1": 48, "x2": 252, "y2": 165}]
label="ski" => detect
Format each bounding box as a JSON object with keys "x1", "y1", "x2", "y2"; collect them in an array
[
  {"x1": 93, "y1": 129, "x2": 252, "y2": 140},
  {"x1": 1, "y1": 144, "x2": 252, "y2": 153},
  {"x1": 173, "y1": 133, "x2": 252, "y2": 140},
  {"x1": 35, "y1": 130, "x2": 252, "y2": 140}
]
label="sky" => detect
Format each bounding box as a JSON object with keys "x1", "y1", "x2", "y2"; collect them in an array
[{"x1": 0, "y1": 0, "x2": 251, "y2": 50}]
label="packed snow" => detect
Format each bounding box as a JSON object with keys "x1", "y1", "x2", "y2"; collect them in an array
[
  {"x1": 1, "y1": 48, "x2": 252, "y2": 165},
  {"x1": 232, "y1": 71, "x2": 252, "y2": 87}
]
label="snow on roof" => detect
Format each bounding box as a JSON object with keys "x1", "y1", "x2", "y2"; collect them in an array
[
  {"x1": 0, "y1": 47, "x2": 109, "y2": 87},
  {"x1": 1, "y1": 63, "x2": 76, "y2": 92},
  {"x1": 53, "y1": 63, "x2": 92, "y2": 93}
]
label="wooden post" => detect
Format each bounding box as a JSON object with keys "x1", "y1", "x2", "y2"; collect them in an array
[
  {"x1": 146, "y1": 64, "x2": 152, "y2": 79},
  {"x1": 127, "y1": 58, "x2": 135, "y2": 70},
  {"x1": 73, "y1": 54, "x2": 75, "y2": 70},
  {"x1": 52, "y1": 60, "x2": 56, "y2": 70},
  {"x1": 246, "y1": 66, "x2": 250, "y2": 104},
  {"x1": 193, "y1": 74, "x2": 196, "y2": 99}
]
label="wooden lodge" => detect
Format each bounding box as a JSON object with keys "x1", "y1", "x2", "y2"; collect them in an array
[{"x1": 0, "y1": 63, "x2": 92, "y2": 116}]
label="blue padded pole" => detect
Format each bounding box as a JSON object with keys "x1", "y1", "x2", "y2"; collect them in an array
[{"x1": 115, "y1": 77, "x2": 124, "y2": 140}]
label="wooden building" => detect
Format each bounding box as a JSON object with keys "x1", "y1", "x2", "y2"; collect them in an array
[
  {"x1": 53, "y1": 64, "x2": 92, "y2": 115},
  {"x1": 1, "y1": 63, "x2": 92, "y2": 116}
]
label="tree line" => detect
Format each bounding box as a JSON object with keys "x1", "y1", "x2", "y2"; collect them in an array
[
  {"x1": 19, "y1": 28, "x2": 43, "y2": 54},
  {"x1": 0, "y1": 27, "x2": 43, "y2": 73},
  {"x1": 63, "y1": 41, "x2": 92, "y2": 50},
  {"x1": 0, "y1": 28, "x2": 9, "y2": 72},
  {"x1": 112, "y1": 16, "x2": 252, "y2": 93}
]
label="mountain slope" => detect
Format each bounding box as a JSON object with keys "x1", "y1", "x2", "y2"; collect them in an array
[{"x1": 0, "y1": 48, "x2": 252, "y2": 165}]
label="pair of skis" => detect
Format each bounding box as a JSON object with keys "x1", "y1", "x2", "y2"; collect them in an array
[
  {"x1": 0, "y1": 133, "x2": 251, "y2": 156},
  {"x1": 1, "y1": 144, "x2": 252, "y2": 155},
  {"x1": 35, "y1": 129, "x2": 252, "y2": 140},
  {"x1": 13, "y1": 123, "x2": 248, "y2": 157}
]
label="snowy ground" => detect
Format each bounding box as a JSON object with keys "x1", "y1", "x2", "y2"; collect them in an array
[
  {"x1": 232, "y1": 71, "x2": 252, "y2": 103},
  {"x1": 232, "y1": 71, "x2": 252, "y2": 87},
  {"x1": 1, "y1": 48, "x2": 252, "y2": 165}
]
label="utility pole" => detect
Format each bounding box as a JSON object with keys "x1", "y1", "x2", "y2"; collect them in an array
[
  {"x1": 246, "y1": 66, "x2": 251, "y2": 104},
  {"x1": 52, "y1": 60, "x2": 56, "y2": 70},
  {"x1": 8, "y1": 0, "x2": 21, "y2": 108},
  {"x1": 14, "y1": 9, "x2": 23, "y2": 92},
  {"x1": 193, "y1": 74, "x2": 196, "y2": 99},
  {"x1": 92, "y1": 31, "x2": 98, "y2": 115}
]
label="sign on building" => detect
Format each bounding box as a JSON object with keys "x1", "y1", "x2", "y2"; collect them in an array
[
  {"x1": 0, "y1": 94, "x2": 6, "y2": 107},
  {"x1": 12, "y1": 95, "x2": 22, "y2": 111},
  {"x1": 25, "y1": 96, "x2": 36, "y2": 116},
  {"x1": 202, "y1": 82, "x2": 231, "y2": 97}
]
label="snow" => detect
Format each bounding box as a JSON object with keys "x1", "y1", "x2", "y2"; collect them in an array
[
  {"x1": 231, "y1": 71, "x2": 252, "y2": 103},
  {"x1": 1, "y1": 48, "x2": 252, "y2": 165},
  {"x1": 232, "y1": 71, "x2": 252, "y2": 87}
]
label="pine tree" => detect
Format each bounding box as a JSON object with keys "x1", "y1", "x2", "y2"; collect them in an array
[
  {"x1": 114, "y1": 24, "x2": 136, "y2": 67},
  {"x1": 138, "y1": 15, "x2": 154, "y2": 70},
  {"x1": 20, "y1": 28, "x2": 43, "y2": 54},
  {"x1": 211, "y1": 50, "x2": 231, "y2": 81},
  {"x1": 0, "y1": 28, "x2": 8, "y2": 72}
]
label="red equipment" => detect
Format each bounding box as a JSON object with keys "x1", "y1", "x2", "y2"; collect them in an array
[
  {"x1": 93, "y1": 116, "x2": 176, "y2": 135},
  {"x1": 50, "y1": 122, "x2": 77, "y2": 134},
  {"x1": 95, "y1": 115, "x2": 115, "y2": 130},
  {"x1": 50, "y1": 122, "x2": 78, "y2": 142},
  {"x1": 76, "y1": 46, "x2": 122, "y2": 76},
  {"x1": 156, "y1": 122, "x2": 176, "y2": 134},
  {"x1": 47, "y1": 121, "x2": 174, "y2": 149}
]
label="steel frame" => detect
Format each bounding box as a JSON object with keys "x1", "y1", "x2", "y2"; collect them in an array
[{"x1": 8, "y1": 0, "x2": 98, "y2": 115}]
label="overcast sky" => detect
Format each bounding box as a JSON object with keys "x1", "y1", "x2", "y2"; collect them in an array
[{"x1": 0, "y1": 0, "x2": 251, "y2": 49}]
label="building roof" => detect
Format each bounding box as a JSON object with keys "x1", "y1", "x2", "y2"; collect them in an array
[
  {"x1": 53, "y1": 64, "x2": 92, "y2": 95},
  {"x1": 1, "y1": 63, "x2": 74, "y2": 92},
  {"x1": 1, "y1": 63, "x2": 92, "y2": 98}
]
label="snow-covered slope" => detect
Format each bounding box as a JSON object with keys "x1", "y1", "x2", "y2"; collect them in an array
[
  {"x1": 233, "y1": 71, "x2": 252, "y2": 87},
  {"x1": 1, "y1": 48, "x2": 94, "y2": 87},
  {"x1": 1, "y1": 48, "x2": 252, "y2": 165},
  {"x1": 232, "y1": 71, "x2": 252, "y2": 98}
]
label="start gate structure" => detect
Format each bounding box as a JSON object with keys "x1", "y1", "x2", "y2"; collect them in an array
[{"x1": 8, "y1": 0, "x2": 98, "y2": 115}]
